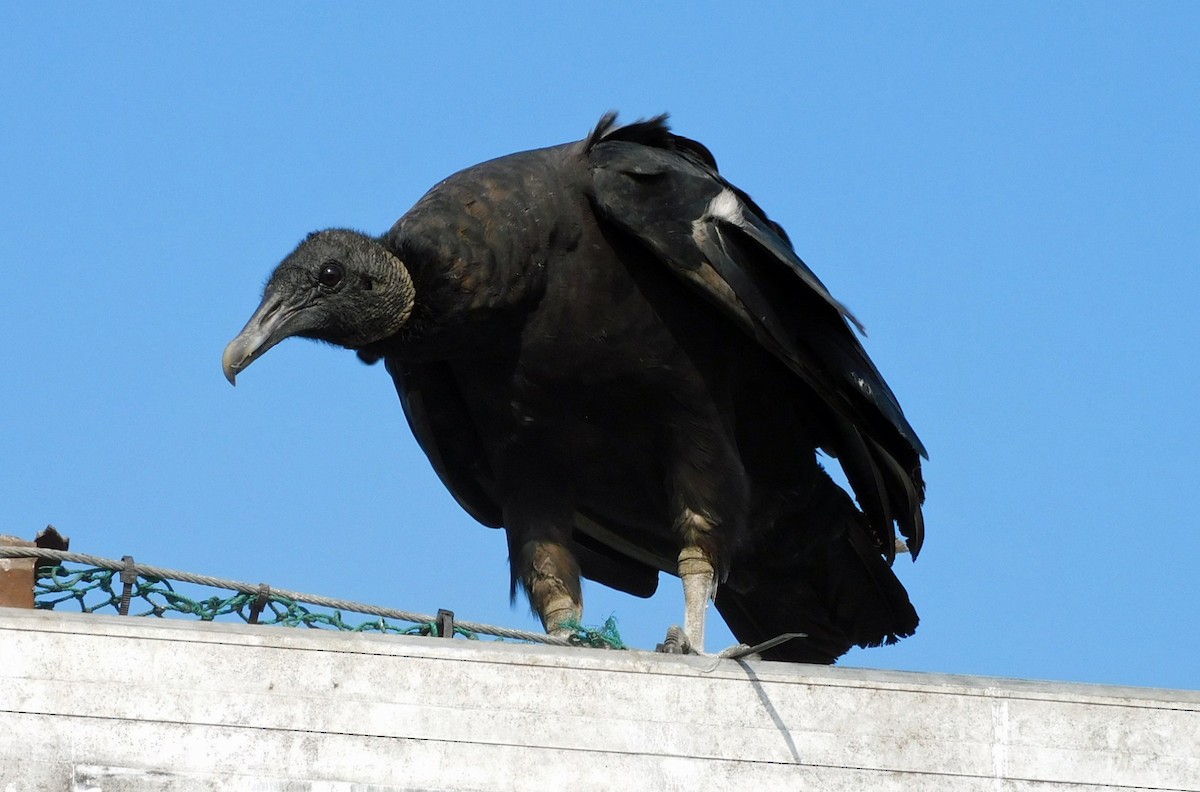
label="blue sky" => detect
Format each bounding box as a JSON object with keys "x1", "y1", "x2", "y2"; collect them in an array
[{"x1": 3, "y1": 4, "x2": 1197, "y2": 690}]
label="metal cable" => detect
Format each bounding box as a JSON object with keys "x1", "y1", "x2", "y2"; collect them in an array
[{"x1": 0, "y1": 546, "x2": 572, "y2": 646}]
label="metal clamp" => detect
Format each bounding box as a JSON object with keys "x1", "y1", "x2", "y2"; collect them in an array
[
  {"x1": 436, "y1": 608, "x2": 455, "y2": 639},
  {"x1": 248, "y1": 583, "x2": 271, "y2": 625},
  {"x1": 118, "y1": 555, "x2": 137, "y2": 615}
]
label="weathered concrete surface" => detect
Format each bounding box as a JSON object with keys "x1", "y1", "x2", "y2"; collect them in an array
[{"x1": 0, "y1": 607, "x2": 1196, "y2": 791}]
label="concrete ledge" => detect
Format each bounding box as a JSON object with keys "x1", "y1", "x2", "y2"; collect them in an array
[{"x1": 1, "y1": 607, "x2": 1196, "y2": 790}]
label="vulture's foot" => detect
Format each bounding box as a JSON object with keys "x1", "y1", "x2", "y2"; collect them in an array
[{"x1": 655, "y1": 625, "x2": 695, "y2": 655}]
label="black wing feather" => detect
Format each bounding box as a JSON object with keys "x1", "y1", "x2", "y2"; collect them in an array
[
  {"x1": 587, "y1": 116, "x2": 926, "y2": 556},
  {"x1": 386, "y1": 358, "x2": 504, "y2": 528},
  {"x1": 385, "y1": 357, "x2": 661, "y2": 595}
]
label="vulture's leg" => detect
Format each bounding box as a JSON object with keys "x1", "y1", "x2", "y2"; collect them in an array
[
  {"x1": 501, "y1": 465, "x2": 583, "y2": 638},
  {"x1": 519, "y1": 539, "x2": 583, "y2": 637},
  {"x1": 678, "y1": 545, "x2": 716, "y2": 653},
  {"x1": 659, "y1": 413, "x2": 746, "y2": 654},
  {"x1": 505, "y1": 510, "x2": 582, "y2": 637},
  {"x1": 662, "y1": 506, "x2": 724, "y2": 657}
]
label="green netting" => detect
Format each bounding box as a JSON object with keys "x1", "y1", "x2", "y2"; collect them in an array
[
  {"x1": 558, "y1": 615, "x2": 626, "y2": 650},
  {"x1": 33, "y1": 562, "x2": 621, "y2": 649}
]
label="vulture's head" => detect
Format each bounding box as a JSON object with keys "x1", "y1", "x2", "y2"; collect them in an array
[{"x1": 222, "y1": 229, "x2": 415, "y2": 384}]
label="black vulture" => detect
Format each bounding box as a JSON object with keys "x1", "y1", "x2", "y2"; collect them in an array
[{"x1": 223, "y1": 114, "x2": 927, "y2": 663}]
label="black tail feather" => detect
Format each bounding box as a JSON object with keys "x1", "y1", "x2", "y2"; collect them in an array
[{"x1": 716, "y1": 475, "x2": 918, "y2": 664}]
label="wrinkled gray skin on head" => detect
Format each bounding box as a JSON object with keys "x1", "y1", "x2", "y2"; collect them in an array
[{"x1": 222, "y1": 229, "x2": 414, "y2": 384}]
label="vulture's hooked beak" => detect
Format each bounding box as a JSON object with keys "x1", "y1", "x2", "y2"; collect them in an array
[{"x1": 222, "y1": 295, "x2": 299, "y2": 385}]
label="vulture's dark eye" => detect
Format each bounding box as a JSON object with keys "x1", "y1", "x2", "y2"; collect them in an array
[{"x1": 318, "y1": 263, "x2": 344, "y2": 288}]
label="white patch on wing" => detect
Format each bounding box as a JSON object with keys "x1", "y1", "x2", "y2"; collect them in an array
[{"x1": 703, "y1": 188, "x2": 744, "y2": 226}]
